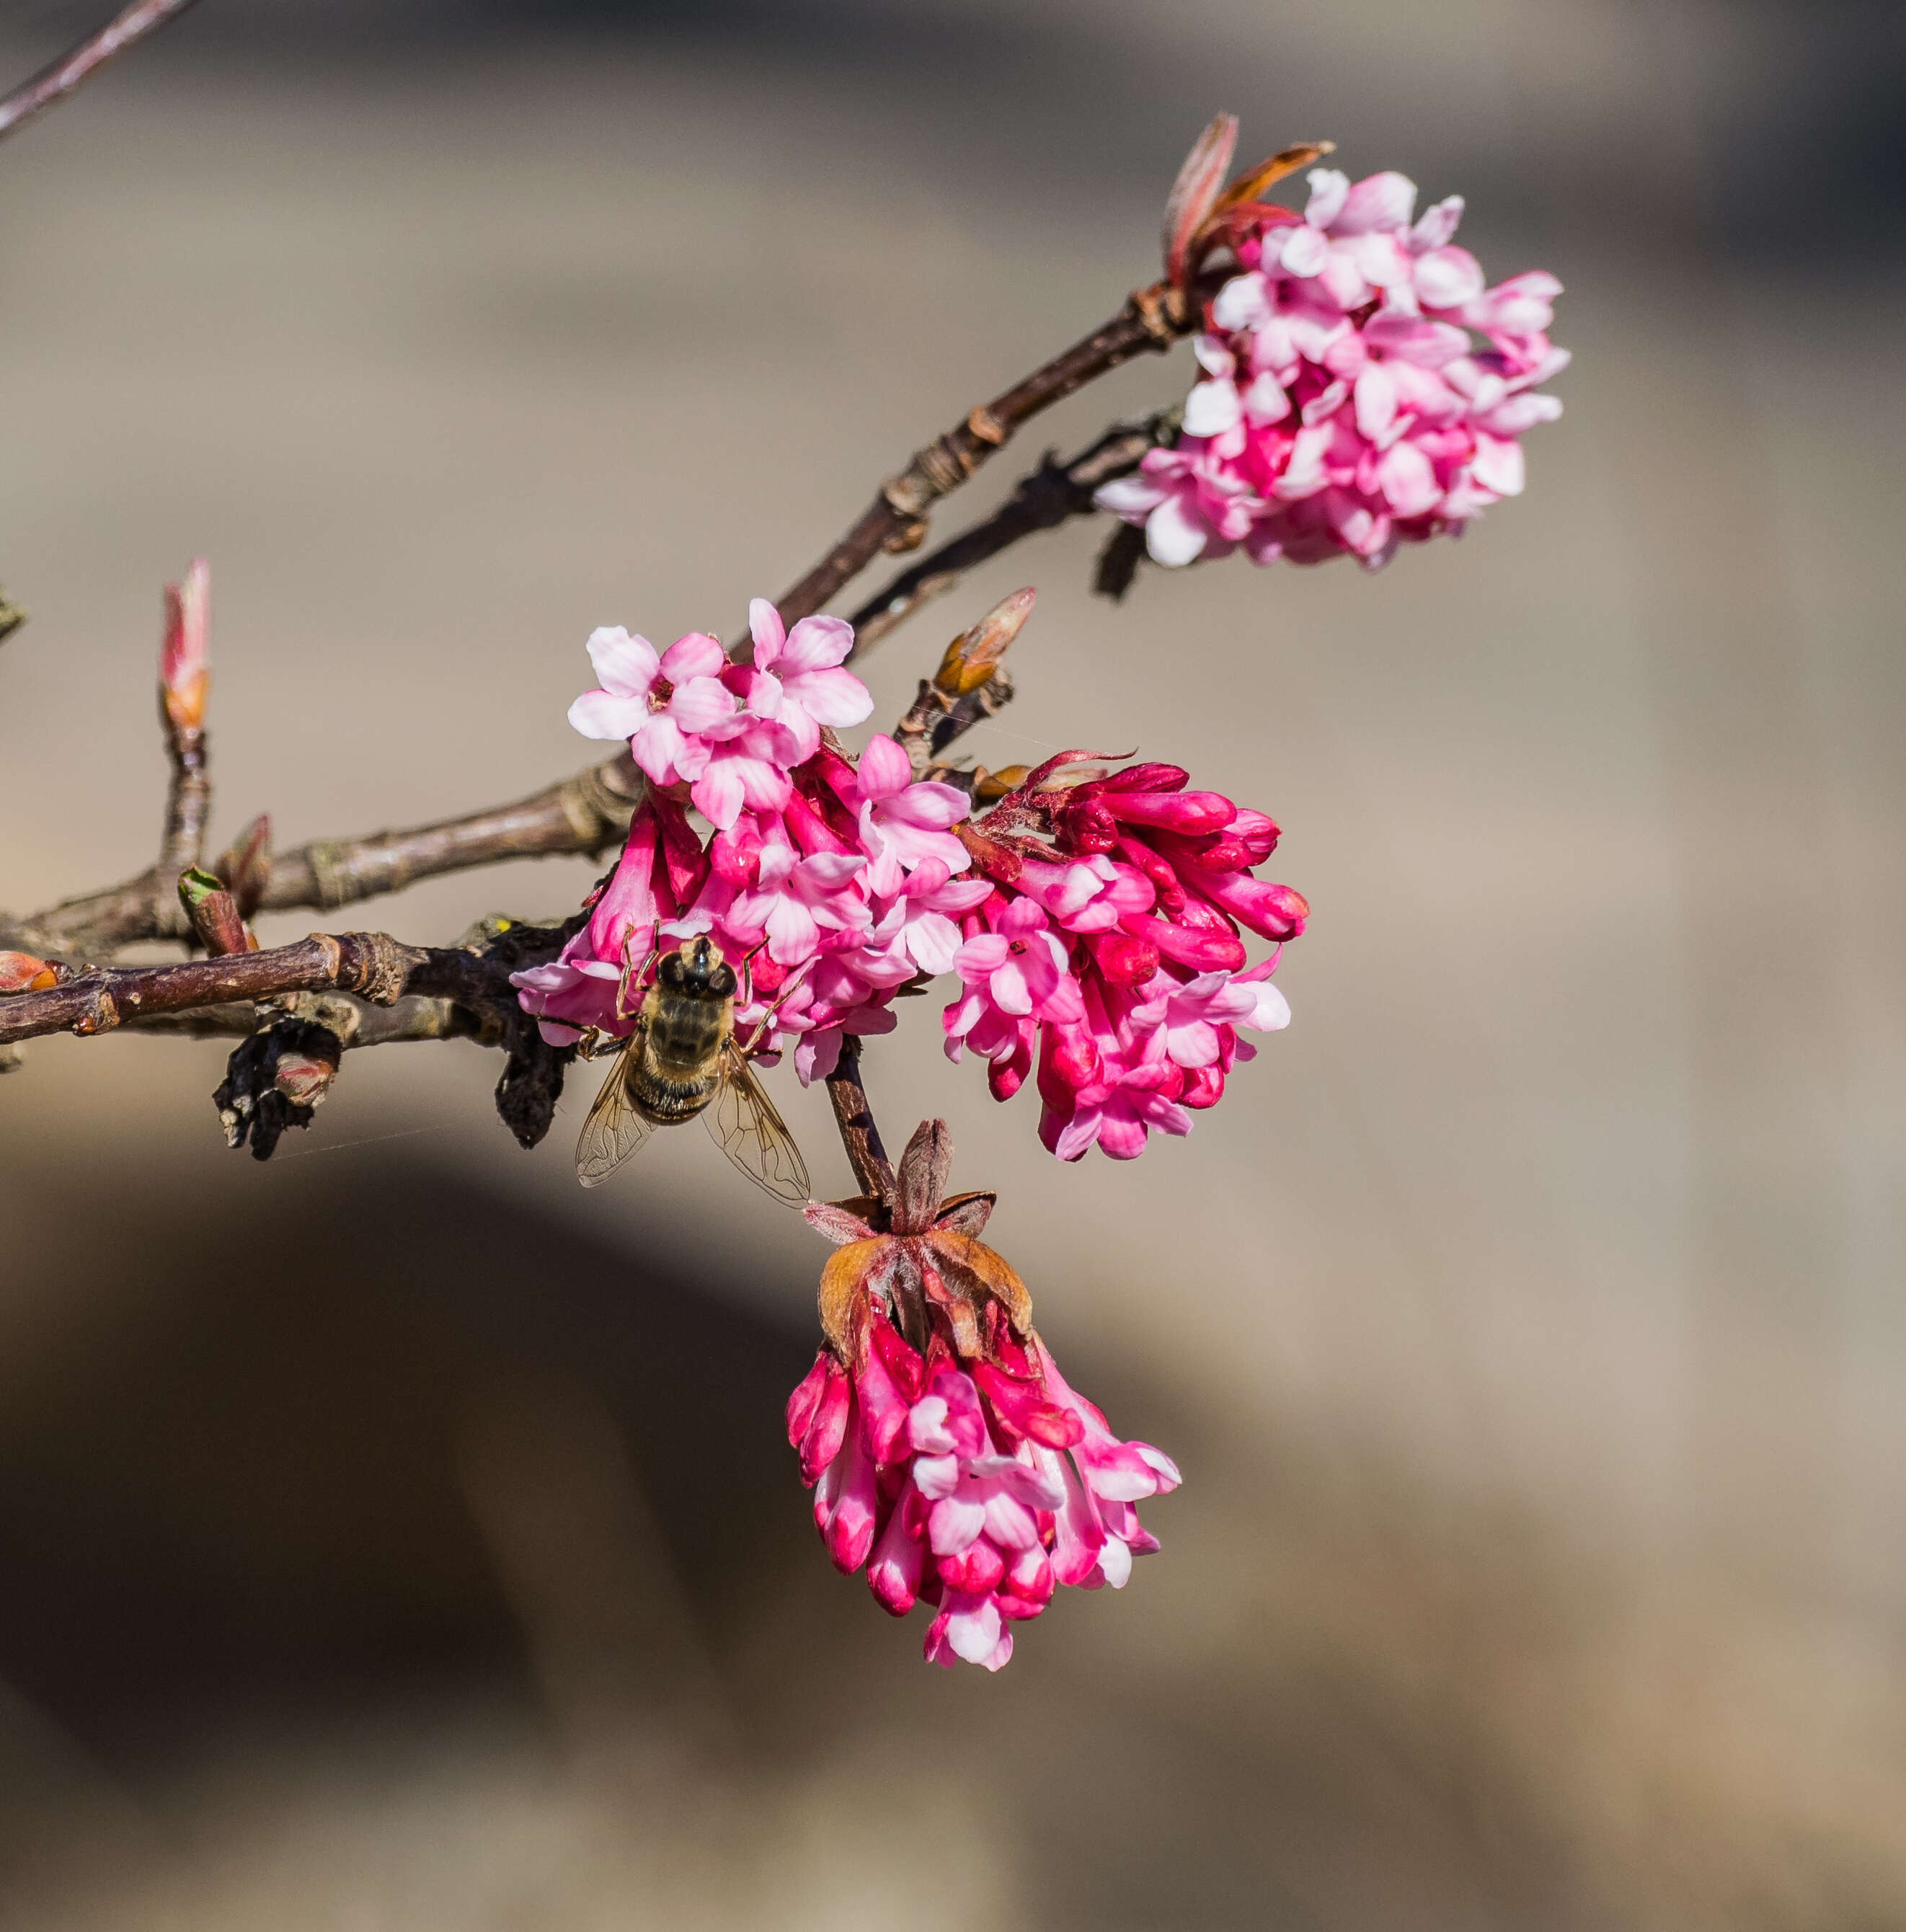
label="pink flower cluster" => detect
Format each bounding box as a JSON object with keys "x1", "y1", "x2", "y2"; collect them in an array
[
  {"x1": 943, "y1": 756, "x2": 1304, "y2": 1159},
  {"x1": 789, "y1": 1308, "x2": 1179, "y2": 1670},
  {"x1": 513, "y1": 611, "x2": 1305, "y2": 1161},
  {"x1": 1098, "y1": 167, "x2": 1567, "y2": 570},
  {"x1": 513, "y1": 601, "x2": 990, "y2": 1083}
]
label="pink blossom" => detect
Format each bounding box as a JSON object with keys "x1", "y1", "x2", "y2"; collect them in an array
[
  {"x1": 1133, "y1": 960, "x2": 1291, "y2": 1069},
  {"x1": 744, "y1": 599, "x2": 876, "y2": 762},
  {"x1": 727, "y1": 841, "x2": 869, "y2": 966},
  {"x1": 508, "y1": 938, "x2": 623, "y2": 1047},
  {"x1": 856, "y1": 858, "x2": 993, "y2": 982},
  {"x1": 510, "y1": 799, "x2": 693, "y2": 1045},
  {"x1": 1041, "y1": 1046, "x2": 1194, "y2": 1162},
  {"x1": 1099, "y1": 166, "x2": 1566, "y2": 572},
  {"x1": 1032, "y1": 1337, "x2": 1181, "y2": 1590},
  {"x1": 1012, "y1": 852, "x2": 1155, "y2": 934},
  {"x1": 840, "y1": 735, "x2": 972, "y2": 896},
  {"x1": 787, "y1": 1228, "x2": 1179, "y2": 1672},
  {"x1": 684, "y1": 715, "x2": 795, "y2": 833},
  {"x1": 943, "y1": 895, "x2": 1086, "y2": 1071},
  {"x1": 567, "y1": 626, "x2": 732, "y2": 787}
]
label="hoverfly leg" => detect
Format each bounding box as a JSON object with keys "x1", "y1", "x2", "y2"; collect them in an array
[
  {"x1": 734, "y1": 936, "x2": 773, "y2": 1011},
  {"x1": 737, "y1": 953, "x2": 818, "y2": 1058},
  {"x1": 615, "y1": 938, "x2": 660, "y2": 1024}
]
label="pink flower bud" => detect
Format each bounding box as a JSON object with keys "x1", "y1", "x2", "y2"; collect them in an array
[
  {"x1": 1227, "y1": 807, "x2": 1280, "y2": 861},
  {"x1": 1187, "y1": 869, "x2": 1310, "y2": 941},
  {"x1": 867, "y1": 1491, "x2": 926, "y2": 1616},
  {"x1": 159, "y1": 557, "x2": 210, "y2": 731},
  {"x1": 1123, "y1": 910, "x2": 1246, "y2": 972},
  {"x1": 1086, "y1": 929, "x2": 1159, "y2": 987},
  {"x1": 796, "y1": 1360, "x2": 851, "y2": 1486},
  {"x1": 1101, "y1": 789, "x2": 1237, "y2": 834}
]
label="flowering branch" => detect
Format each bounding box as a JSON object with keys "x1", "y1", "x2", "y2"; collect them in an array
[
  {"x1": 1, "y1": 105, "x2": 1574, "y2": 1675},
  {"x1": 0, "y1": 0, "x2": 200, "y2": 146}
]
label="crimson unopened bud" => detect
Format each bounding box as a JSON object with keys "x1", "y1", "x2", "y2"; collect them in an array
[
  {"x1": 0, "y1": 950, "x2": 58, "y2": 993},
  {"x1": 934, "y1": 588, "x2": 1034, "y2": 698},
  {"x1": 159, "y1": 556, "x2": 210, "y2": 732}
]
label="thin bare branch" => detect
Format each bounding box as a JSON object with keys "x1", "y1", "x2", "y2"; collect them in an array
[
  {"x1": 0, "y1": 931, "x2": 423, "y2": 1044},
  {"x1": 846, "y1": 412, "x2": 1180, "y2": 657},
  {"x1": 0, "y1": 0, "x2": 201, "y2": 146},
  {"x1": 824, "y1": 1034, "x2": 897, "y2": 1205},
  {"x1": 774, "y1": 286, "x2": 1200, "y2": 640},
  {"x1": 125, "y1": 992, "x2": 477, "y2": 1047},
  {"x1": 257, "y1": 755, "x2": 642, "y2": 914},
  {"x1": 154, "y1": 714, "x2": 210, "y2": 931},
  {"x1": 9, "y1": 753, "x2": 642, "y2": 963}
]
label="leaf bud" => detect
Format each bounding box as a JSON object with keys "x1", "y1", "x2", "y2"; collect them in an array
[
  {"x1": 934, "y1": 587, "x2": 1035, "y2": 698},
  {"x1": 177, "y1": 867, "x2": 254, "y2": 957},
  {"x1": 0, "y1": 950, "x2": 59, "y2": 993},
  {"x1": 213, "y1": 813, "x2": 272, "y2": 919}
]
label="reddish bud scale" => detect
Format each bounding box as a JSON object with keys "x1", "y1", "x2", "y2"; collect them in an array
[
  {"x1": 159, "y1": 557, "x2": 210, "y2": 731},
  {"x1": 0, "y1": 951, "x2": 59, "y2": 994}
]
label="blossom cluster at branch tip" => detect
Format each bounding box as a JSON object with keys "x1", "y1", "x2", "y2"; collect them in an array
[
  {"x1": 160, "y1": 556, "x2": 210, "y2": 731},
  {"x1": 790, "y1": 1120, "x2": 1180, "y2": 1670},
  {"x1": 1100, "y1": 164, "x2": 1567, "y2": 572},
  {"x1": 943, "y1": 753, "x2": 1302, "y2": 1161},
  {"x1": 512, "y1": 598, "x2": 1303, "y2": 1163}
]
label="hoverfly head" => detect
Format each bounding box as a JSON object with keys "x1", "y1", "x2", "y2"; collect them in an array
[{"x1": 673, "y1": 934, "x2": 732, "y2": 994}]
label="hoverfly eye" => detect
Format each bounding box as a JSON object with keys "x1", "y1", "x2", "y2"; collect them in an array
[
  {"x1": 712, "y1": 965, "x2": 737, "y2": 997},
  {"x1": 660, "y1": 954, "x2": 683, "y2": 986}
]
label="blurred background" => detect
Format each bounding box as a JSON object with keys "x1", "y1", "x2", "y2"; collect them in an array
[{"x1": 1, "y1": 0, "x2": 1904, "y2": 1925}]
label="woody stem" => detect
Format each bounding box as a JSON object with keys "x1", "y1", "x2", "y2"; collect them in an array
[
  {"x1": 824, "y1": 1034, "x2": 897, "y2": 1204},
  {"x1": 769, "y1": 281, "x2": 1194, "y2": 641}
]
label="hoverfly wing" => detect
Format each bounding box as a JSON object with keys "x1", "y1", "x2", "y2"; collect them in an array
[
  {"x1": 575, "y1": 1040, "x2": 658, "y2": 1188},
  {"x1": 705, "y1": 1042, "x2": 812, "y2": 1207}
]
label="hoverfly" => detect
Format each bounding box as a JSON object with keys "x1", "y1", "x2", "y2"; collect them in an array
[{"x1": 575, "y1": 934, "x2": 811, "y2": 1208}]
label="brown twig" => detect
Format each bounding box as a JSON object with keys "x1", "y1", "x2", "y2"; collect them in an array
[
  {"x1": 774, "y1": 285, "x2": 1197, "y2": 639},
  {"x1": 0, "y1": 0, "x2": 201, "y2": 146},
  {"x1": 9, "y1": 752, "x2": 642, "y2": 962},
  {"x1": 848, "y1": 411, "x2": 1181, "y2": 656},
  {"x1": 0, "y1": 931, "x2": 422, "y2": 1044},
  {"x1": 153, "y1": 713, "x2": 211, "y2": 935},
  {"x1": 256, "y1": 755, "x2": 642, "y2": 914},
  {"x1": 824, "y1": 1034, "x2": 896, "y2": 1204},
  {"x1": 123, "y1": 992, "x2": 479, "y2": 1047}
]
